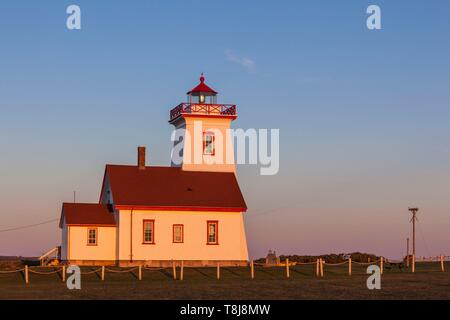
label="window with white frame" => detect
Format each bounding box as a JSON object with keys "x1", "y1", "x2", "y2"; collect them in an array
[
  {"x1": 207, "y1": 221, "x2": 218, "y2": 245},
  {"x1": 143, "y1": 220, "x2": 155, "y2": 244},
  {"x1": 173, "y1": 224, "x2": 184, "y2": 243},
  {"x1": 203, "y1": 132, "x2": 215, "y2": 155}
]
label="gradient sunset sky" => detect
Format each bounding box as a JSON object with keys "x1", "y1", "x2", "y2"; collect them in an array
[{"x1": 1, "y1": 0, "x2": 449, "y2": 259}]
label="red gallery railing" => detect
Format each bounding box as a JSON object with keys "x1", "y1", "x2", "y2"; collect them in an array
[{"x1": 170, "y1": 103, "x2": 237, "y2": 121}]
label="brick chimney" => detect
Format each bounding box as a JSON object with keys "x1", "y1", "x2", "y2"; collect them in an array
[{"x1": 137, "y1": 146, "x2": 146, "y2": 170}]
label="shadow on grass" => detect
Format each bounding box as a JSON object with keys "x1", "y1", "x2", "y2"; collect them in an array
[
  {"x1": 190, "y1": 267, "x2": 213, "y2": 279},
  {"x1": 222, "y1": 267, "x2": 243, "y2": 278}
]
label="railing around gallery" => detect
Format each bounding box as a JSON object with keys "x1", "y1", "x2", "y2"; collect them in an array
[{"x1": 169, "y1": 103, "x2": 237, "y2": 121}]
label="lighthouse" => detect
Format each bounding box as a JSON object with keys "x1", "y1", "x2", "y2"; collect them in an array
[
  {"x1": 169, "y1": 74, "x2": 237, "y2": 172},
  {"x1": 58, "y1": 74, "x2": 249, "y2": 267}
]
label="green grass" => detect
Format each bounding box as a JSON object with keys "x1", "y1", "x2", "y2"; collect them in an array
[{"x1": 0, "y1": 263, "x2": 449, "y2": 300}]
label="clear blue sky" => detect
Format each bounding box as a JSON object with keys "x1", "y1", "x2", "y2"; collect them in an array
[{"x1": 1, "y1": 0, "x2": 450, "y2": 258}]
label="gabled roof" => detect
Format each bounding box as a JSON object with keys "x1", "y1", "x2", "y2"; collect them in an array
[
  {"x1": 104, "y1": 165, "x2": 247, "y2": 212},
  {"x1": 60, "y1": 203, "x2": 116, "y2": 228},
  {"x1": 187, "y1": 74, "x2": 218, "y2": 95}
]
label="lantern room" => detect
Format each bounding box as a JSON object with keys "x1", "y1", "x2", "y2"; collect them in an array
[
  {"x1": 169, "y1": 74, "x2": 237, "y2": 124},
  {"x1": 187, "y1": 73, "x2": 218, "y2": 104}
]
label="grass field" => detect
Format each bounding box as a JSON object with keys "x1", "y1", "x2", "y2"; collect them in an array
[{"x1": 0, "y1": 262, "x2": 449, "y2": 300}]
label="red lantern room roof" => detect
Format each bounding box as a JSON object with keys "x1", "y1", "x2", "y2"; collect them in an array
[{"x1": 187, "y1": 73, "x2": 218, "y2": 96}]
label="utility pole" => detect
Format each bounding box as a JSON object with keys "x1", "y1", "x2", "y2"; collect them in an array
[
  {"x1": 408, "y1": 208, "x2": 419, "y2": 256},
  {"x1": 406, "y1": 238, "x2": 409, "y2": 257}
]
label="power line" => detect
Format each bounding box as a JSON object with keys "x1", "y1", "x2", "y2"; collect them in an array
[{"x1": 0, "y1": 218, "x2": 59, "y2": 233}]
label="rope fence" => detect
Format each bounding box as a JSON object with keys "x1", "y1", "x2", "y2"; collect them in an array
[
  {"x1": 0, "y1": 254, "x2": 448, "y2": 285},
  {"x1": 143, "y1": 267, "x2": 167, "y2": 271},
  {"x1": 294, "y1": 262, "x2": 317, "y2": 265},
  {"x1": 28, "y1": 268, "x2": 62, "y2": 275},
  {"x1": 105, "y1": 267, "x2": 139, "y2": 273},
  {"x1": 323, "y1": 261, "x2": 349, "y2": 266},
  {"x1": 352, "y1": 260, "x2": 380, "y2": 265},
  {"x1": 0, "y1": 268, "x2": 25, "y2": 274},
  {"x1": 80, "y1": 267, "x2": 102, "y2": 275}
]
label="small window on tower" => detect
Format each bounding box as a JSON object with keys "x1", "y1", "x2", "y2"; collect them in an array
[{"x1": 203, "y1": 132, "x2": 215, "y2": 155}]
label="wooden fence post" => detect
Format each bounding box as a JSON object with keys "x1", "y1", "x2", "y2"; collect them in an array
[
  {"x1": 315, "y1": 259, "x2": 319, "y2": 277},
  {"x1": 101, "y1": 266, "x2": 105, "y2": 281},
  {"x1": 286, "y1": 259, "x2": 290, "y2": 278},
  {"x1": 441, "y1": 255, "x2": 445, "y2": 272},
  {"x1": 172, "y1": 260, "x2": 177, "y2": 280},
  {"x1": 250, "y1": 260, "x2": 254, "y2": 279},
  {"x1": 412, "y1": 255, "x2": 415, "y2": 273},
  {"x1": 320, "y1": 259, "x2": 324, "y2": 277},
  {"x1": 319, "y1": 259, "x2": 322, "y2": 277},
  {"x1": 180, "y1": 261, "x2": 184, "y2": 281},
  {"x1": 62, "y1": 265, "x2": 66, "y2": 282},
  {"x1": 380, "y1": 257, "x2": 384, "y2": 275},
  {"x1": 25, "y1": 265, "x2": 29, "y2": 285},
  {"x1": 348, "y1": 258, "x2": 352, "y2": 276},
  {"x1": 138, "y1": 265, "x2": 142, "y2": 280},
  {"x1": 217, "y1": 263, "x2": 220, "y2": 280}
]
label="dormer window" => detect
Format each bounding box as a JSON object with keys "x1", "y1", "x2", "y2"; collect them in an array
[{"x1": 203, "y1": 132, "x2": 215, "y2": 155}]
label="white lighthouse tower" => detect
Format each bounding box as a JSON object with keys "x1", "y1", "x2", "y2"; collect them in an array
[{"x1": 169, "y1": 74, "x2": 237, "y2": 173}]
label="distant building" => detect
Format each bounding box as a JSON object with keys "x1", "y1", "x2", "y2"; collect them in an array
[
  {"x1": 59, "y1": 75, "x2": 249, "y2": 266},
  {"x1": 265, "y1": 250, "x2": 280, "y2": 266}
]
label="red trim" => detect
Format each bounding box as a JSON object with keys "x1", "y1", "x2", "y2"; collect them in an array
[
  {"x1": 115, "y1": 205, "x2": 246, "y2": 212},
  {"x1": 173, "y1": 224, "x2": 184, "y2": 243},
  {"x1": 87, "y1": 227, "x2": 98, "y2": 246},
  {"x1": 203, "y1": 132, "x2": 215, "y2": 156},
  {"x1": 142, "y1": 220, "x2": 155, "y2": 244},
  {"x1": 206, "y1": 221, "x2": 219, "y2": 245}
]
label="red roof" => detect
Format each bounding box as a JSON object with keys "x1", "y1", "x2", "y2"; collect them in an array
[
  {"x1": 60, "y1": 203, "x2": 116, "y2": 227},
  {"x1": 104, "y1": 165, "x2": 247, "y2": 212},
  {"x1": 187, "y1": 74, "x2": 218, "y2": 95}
]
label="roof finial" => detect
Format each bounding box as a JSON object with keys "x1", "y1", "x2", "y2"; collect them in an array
[{"x1": 200, "y1": 72, "x2": 205, "y2": 83}]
